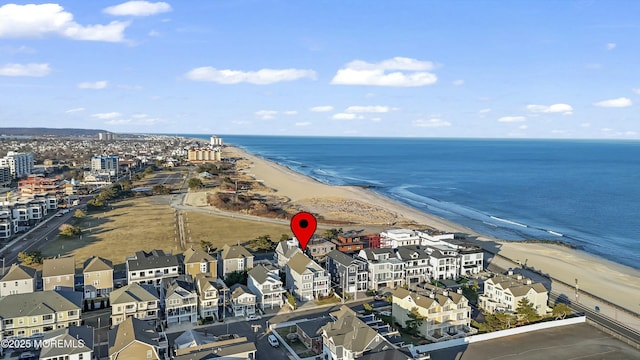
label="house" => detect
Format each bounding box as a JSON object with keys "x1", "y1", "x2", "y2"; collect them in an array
[
  {"x1": 357, "y1": 249, "x2": 405, "y2": 291},
  {"x1": 305, "y1": 238, "x2": 336, "y2": 264},
  {"x1": 285, "y1": 253, "x2": 330, "y2": 301},
  {"x1": 42, "y1": 257, "x2": 76, "y2": 291},
  {"x1": 296, "y1": 317, "x2": 332, "y2": 355},
  {"x1": 39, "y1": 326, "x2": 93, "y2": 360},
  {"x1": 217, "y1": 244, "x2": 254, "y2": 279},
  {"x1": 362, "y1": 234, "x2": 381, "y2": 249},
  {"x1": 83, "y1": 256, "x2": 114, "y2": 300},
  {"x1": 108, "y1": 316, "x2": 168, "y2": 360},
  {"x1": 109, "y1": 282, "x2": 160, "y2": 327},
  {"x1": 126, "y1": 250, "x2": 181, "y2": 287},
  {"x1": 182, "y1": 247, "x2": 217, "y2": 279},
  {"x1": 0, "y1": 264, "x2": 36, "y2": 296},
  {"x1": 173, "y1": 331, "x2": 257, "y2": 360},
  {"x1": 0, "y1": 290, "x2": 82, "y2": 339},
  {"x1": 426, "y1": 247, "x2": 460, "y2": 281},
  {"x1": 330, "y1": 231, "x2": 366, "y2": 253},
  {"x1": 229, "y1": 284, "x2": 256, "y2": 318},
  {"x1": 274, "y1": 238, "x2": 302, "y2": 268},
  {"x1": 479, "y1": 270, "x2": 548, "y2": 316},
  {"x1": 194, "y1": 274, "x2": 226, "y2": 320},
  {"x1": 380, "y1": 229, "x2": 420, "y2": 248},
  {"x1": 161, "y1": 276, "x2": 198, "y2": 326},
  {"x1": 325, "y1": 250, "x2": 368, "y2": 297},
  {"x1": 396, "y1": 245, "x2": 430, "y2": 285},
  {"x1": 392, "y1": 287, "x2": 472, "y2": 342},
  {"x1": 247, "y1": 264, "x2": 284, "y2": 311},
  {"x1": 321, "y1": 306, "x2": 393, "y2": 360},
  {"x1": 445, "y1": 239, "x2": 484, "y2": 276}
]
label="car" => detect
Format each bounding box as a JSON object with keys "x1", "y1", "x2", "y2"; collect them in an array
[
  {"x1": 246, "y1": 314, "x2": 262, "y2": 321},
  {"x1": 378, "y1": 310, "x2": 392, "y2": 317},
  {"x1": 268, "y1": 334, "x2": 279, "y2": 347},
  {"x1": 55, "y1": 212, "x2": 63, "y2": 217}
]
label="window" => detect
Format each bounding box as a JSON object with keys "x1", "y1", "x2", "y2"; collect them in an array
[
  {"x1": 147, "y1": 350, "x2": 153, "y2": 358},
  {"x1": 200, "y1": 262, "x2": 208, "y2": 273}
]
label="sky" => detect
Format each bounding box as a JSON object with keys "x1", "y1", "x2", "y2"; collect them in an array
[{"x1": 0, "y1": 1, "x2": 639, "y2": 138}]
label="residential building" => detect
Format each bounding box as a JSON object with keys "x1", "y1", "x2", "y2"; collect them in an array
[
  {"x1": 0, "y1": 264, "x2": 36, "y2": 296},
  {"x1": 479, "y1": 270, "x2": 548, "y2": 316},
  {"x1": 296, "y1": 317, "x2": 332, "y2": 355},
  {"x1": 325, "y1": 250, "x2": 368, "y2": 297},
  {"x1": 173, "y1": 333, "x2": 257, "y2": 360},
  {"x1": 362, "y1": 234, "x2": 381, "y2": 249},
  {"x1": 0, "y1": 291, "x2": 82, "y2": 339},
  {"x1": 357, "y1": 249, "x2": 405, "y2": 291},
  {"x1": 126, "y1": 249, "x2": 181, "y2": 287},
  {"x1": 380, "y1": 229, "x2": 420, "y2": 248},
  {"x1": 109, "y1": 282, "x2": 160, "y2": 326},
  {"x1": 0, "y1": 211, "x2": 17, "y2": 240},
  {"x1": 321, "y1": 306, "x2": 393, "y2": 360},
  {"x1": 305, "y1": 238, "x2": 336, "y2": 264},
  {"x1": 415, "y1": 229, "x2": 455, "y2": 246},
  {"x1": 229, "y1": 284, "x2": 256, "y2": 317},
  {"x1": 396, "y1": 245, "x2": 430, "y2": 285},
  {"x1": 83, "y1": 256, "x2": 114, "y2": 300},
  {"x1": 161, "y1": 276, "x2": 198, "y2": 326},
  {"x1": 426, "y1": 247, "x2": 460, "y2": 280},
  {"x1": 42, "y1": 257, "x2": 76, "y2": 291},
  {"x1": 446, "y1": 239, "x2": 484, "y2": 276},
  {"x1": 91, "y1": 155, "x2": 119, "y2": 177},
  {"x1": 217, "y1": 244, "x2": 253, "y2": 279},
  {"x1": 39, "y1": 326, "x2": 93, "y2": 360},
  {"x1": 194, "y1": 274, "x2": 225, "y2": 320},
  {"x1": 331, "y1": 231, "x2": 366, "y2": 253},
  {"x1": 210, "y1": 135, "x2": 223, "y2": 146},
  {"x1": 18, "y1": 174, "x2": 63, "y2": 197},
  {"x1": 0, "y1": 151, "x2": 34, "y2": 179},
  {"x1": 0, "y1": 167, "x2": 10, "y2": 186},
  {"x1": 182, "y1": 247, "x2": 217, "y2": 279},
  {"x1": 392, "y1": 287, "x2": 472, "y2": 342},
  {"x1": 274, "y1": 238, "x2": 302, "y2": 268},
  {"x1": 187, "y1": 148, "x2": 221, "y2": 163},
  {"x1": 247, "y1": 264, "x2": 284, "y2": 311},
  {"x1": 285, "y1": 253, "x2": 330, "y2": 301},
  {"x1": 108, "y1": 317, "x2": 168, "y2": 360},
  {"x1": 98, "y1": 132, "x2": 116, "y2": 141}
]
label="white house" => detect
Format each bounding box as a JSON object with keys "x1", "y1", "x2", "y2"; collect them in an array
[
  {"x1": 126, "y1": 249, "x2": 181, "y2": 287},
  {"x1": 274, "y1": 238, "x2": 303, "y2": 268},
  {"x1": 229, "y1": 284, "x2": 256, "y2": 318},
  {"x1": 396, "y1": 245, "x2": 431, "y2": 285},
  {"x1": 380, "y1": 228, "x2": 420, "y2": 248},
  {"x1": 161, "y1": 276, "x2": 198, "y2": 326},
  {"x1": 479, "y1": 270, "x2": 548, "y2": 316},
  {"x1": 285, "y1": 253, "x2": 330, "y2": 301},
  {"x1": 247, "y1": 265, "x2": 284, "y2": 311},
  {"x1": 357, "y1": 248, "x2": 405, "y2": 291},
  {"x1": 0, "y1": 264, "x2": 36, "y2": 296}
]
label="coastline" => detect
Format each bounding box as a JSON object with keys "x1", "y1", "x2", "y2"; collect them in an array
[{"x1": 222, "y1": 145, "x2": 640, "y2": 316}]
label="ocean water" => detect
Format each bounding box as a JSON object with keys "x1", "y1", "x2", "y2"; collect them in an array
[{"x1": 186, "y1": 135, "x2": 640, "y2": 269}]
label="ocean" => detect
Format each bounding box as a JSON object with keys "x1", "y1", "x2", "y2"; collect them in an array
[{"x1": 186, "y1": 135, "x2": 640, "y2": 270}]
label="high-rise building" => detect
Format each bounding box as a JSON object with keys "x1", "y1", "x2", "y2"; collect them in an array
[
  {"x1": 98, "y1": 132, "x2": 117, "y2": 141},
  {"x1": 210, "y1": 135, "x2": 223, "y2": 147},
  {"x1": 91, "y1": 155, "x2": 119, "y2": 177},
  {"x1": 0, "y1": 151, "x2": 34, "y2": 179}
]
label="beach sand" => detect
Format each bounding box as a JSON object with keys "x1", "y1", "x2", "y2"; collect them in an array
[{"x1": 222, "y1": 146, "x2": 640, "y2": 320}]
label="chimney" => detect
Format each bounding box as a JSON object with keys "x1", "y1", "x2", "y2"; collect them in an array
[
  {"x1": 526, "y1": 279, "x2": 532, "y2": 285},
  {"x1": 507, "y1": 269, "x2": 513, "y2": 276},
  {"x1": 443, "y1": 290, "x2": 449, "y2": 297},
  {"x1": 429, "y1": 292, "x2": 435, "y2": 299},
  {"x1": 457, "y1": 288, "x2": 463, "y2": 295},
  {"x1": 516, "y1": 274, "x2": 523, "y2": 280}
]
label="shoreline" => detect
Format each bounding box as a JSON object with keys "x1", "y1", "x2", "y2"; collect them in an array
[{"x1": 220, "y1": 144, "x2": 640, "y2": 315}]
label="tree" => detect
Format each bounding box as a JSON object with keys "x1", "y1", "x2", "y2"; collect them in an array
[
  {"x1": 405, "y1": 307, "x2": 426, "y2": 335},
  {"x1": 17, "y1": 251, "x2": 43, "y2": 265},
  {"x1": 59, "y1": 223, "x2": 82, "y2": 237},
  {"x1": 152, "y1": 185, "x2": 170, "y2": 195},
  {"x1": 516, "y1": 298, "x2": 539, "y2": 324},
  {"x1": 552, "y1": 303, "x2": 571, "y2": 319},
  {"x1": 188, "y1": 178, "x2": 204, "y2": 189},
  {"x1": 324, "y1": 228, "x2": 342, "y2": 239},
  {"x1": 363, "y1": 303, "x2": 374, "y2": 314},
  {"x1": 200, "y1": 240, "x2": 216, "y2": 253},
  {"x1": 224, "y1": 270, "x2": 248, "y2": 287},
  {"x1": 279, "y1": 234, "x2": 290, "y2": 241},
  {"x1": 73, "y1": 209, "x2": 86, "y2": 218},
  {"x1": 247, "y1": 234, "x2": 275, "y2": 252},
  {"x1": 285, "y1": 291, "x2": 297, "y2": 309}
]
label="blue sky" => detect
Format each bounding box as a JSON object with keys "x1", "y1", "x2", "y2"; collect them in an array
[{"x1": 0, "y1": 1, "x2": 638, "y2": 138}]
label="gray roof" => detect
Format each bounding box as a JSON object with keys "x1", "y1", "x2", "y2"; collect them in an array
[
  {"x1": 396, "y1": 245, "x2": 429, "y2": 260},
  {"x1": 0, "y1": 264, "x2": 36, "y2": 281},
  {"x1": 276, "y1": 240, "x2": 302, "y2": 258},
  {"x1": 247, "y1": 265, "x2": 270, "y2": 284},
  {"x1": 83, "y1": 256, "x2": 113, "y2": 273},
  {"x1": 0, "y1": 290, "x2": 81, "y2": 318},
  {"x1": 296, "y1": 317, "x2": 332, "y2": 338},
  {"x1": 127, "y1": 249, "x2": 180, "y2": 271},
  {"x1": 490, "y1": 274, "x2": 548, "y2": 295},
  {"x1": 163, "y1": 276, "x2": 196, "y2": 298},
  {"x1": 183, "y1": 247, "x2": 216, "y2": 264},
  {"x1": 358, "y1": 348, "x2": 413, "y2": 360},
  {"x1": 109, "y1": 317, "x2": 160, "y2": 357},
  {"x1": 110, "y1": 282, "x2": 159, "y2": 305},
  {"x1": 230, "y1": 284, "x2": 254, "y2": 300},
  {"x1": 360, "y1": 248, "x2": 395, "y2": 260},
  {"x1": 327, "y1": 250, "x2": 358, "y2": 267},
  {"x1": 174, "y1": 329, "x2": 216, "y2": 349},
  {"x1": 219, "y1": 244, "x2": 253, "y2": 260},
  {"x1": 40, "y1": 326, "x2": 93, "y2": 358},
  {"x1": 43, "y1": 257, "x2": 76, "y2": 277},
  {"x1": 322, "y1": 306, "x2": 384, "y2": 353}
]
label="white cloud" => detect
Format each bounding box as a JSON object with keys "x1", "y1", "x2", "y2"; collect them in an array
[
  {"x1": 580, "y1": 122, "x2": 591, "y2": 128},
  {"x1": 104, "y1": 1, "x2": 172, "y2": 16},
  {"x1": 371, "y1": 117, "x2": 382, "y2": 123},
  {"x1": 452, "y1": 79, "x2": 464, "y2": 86},
  {"x1": 283, "y1": 110, "x2": 298, "y2": 115},
  {"x1": 593, "y1": 97, "x2": 632, "y2": 108},
  {"x1": 185, "y1": 66, "x2": 316, "y2": 84},
  {"x1": 65, "y1": 107, "x2": 85, "y2": 113},
  {"x1": 498, "y1": 116, "x2": 526, "y2": 123},
  {"x1": 526, "y1": 103, "x2": 573, "y2": 115},
  {"x1": 255, "y1": 110, "x2": 278, "y2": 120},
  {"x1": 345, "y1": 105, "x2": 391, "y2": 113},
  {"x1": 91, "y1": 112, "x2": 122, "y2": 120},
  {"x1": 0, "y1": 3, "x2": 129, "y2": 42},
  {"x1": 0, "y1": 45, "x2": 35, "y2": 54},
  {"x1": 0, "y1": 63, "x2": 50, "y2": 77},
  {"x1": 310, "y1": 105, "x2": 334, "y2": 112},
  {"x1": 148, "y1": 30, "x2": 160, "y2": 37},
  {"x1": 632, "y1": 88, "x2": 640, "y2": 95},
  {"x1": 413, "y1": 118, "x2": 451, "y2": 128},
  {"x1": 78, "y1": 80, "x2": 108, "y2": 89},
  {"x1": 606, "y1": 42, "x2": 616, "y2": 50},
  {"x1": 105, "y1": 119, "x2": 131, "y2": 125},
  {"x1": 232, "y1": 120, "x2": 251, "y2": 125},
  {"x1": 295, "y1": 122, "x2": 311, "y2": 126},
  {"x1": 479, "y1": 108, "x2": 492, "y2": 114},
  {"x1": 331, "y1": 57, "x2": 437, "y2": 87},
  {"x1": 332, "y1": 113, "x2": 359, "y2": 120}
]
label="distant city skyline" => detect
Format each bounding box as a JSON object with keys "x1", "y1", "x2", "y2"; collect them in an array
[{"x1": 0, "y1": 1, "x2": 638, "y2": 139}]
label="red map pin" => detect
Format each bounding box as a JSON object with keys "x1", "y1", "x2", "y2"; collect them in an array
[{"x1": 291, "y1": 212, "x2": 317, "y2": 251}]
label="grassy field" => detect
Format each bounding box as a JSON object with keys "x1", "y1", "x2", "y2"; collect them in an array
[{"x1": 39, "y1": 196, "x2": 292, "y2": 268}]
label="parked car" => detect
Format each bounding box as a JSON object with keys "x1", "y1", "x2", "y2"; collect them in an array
[
  {"x1": 268, "y1": 334, "x2": 279, "y2": 347},
  {"x1": 246, "y1": 314, "x2": 262, "y2": 321}
]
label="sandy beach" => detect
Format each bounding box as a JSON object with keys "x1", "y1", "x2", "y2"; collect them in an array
[{"x1": 221, "y1": 145, "x2": 640, "y2": 319}]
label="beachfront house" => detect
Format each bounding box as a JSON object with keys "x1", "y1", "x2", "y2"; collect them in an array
[
  {"x1": 217, "y1": 244, "x2": 254, "y2": 279},
  {"x1": 126, "y1": 249, "x2": 181, "y2": 287},
  {"x1": 426, "y1": 246, "x2": 460, "y2": 280},
  {"x1": 42, "y1": 256, "x2": 76, "y2": 292},
  {"x1": 0, "y1": 264, "x2": 37, "y2": 296},
  {"x1": 479, "y1": 270, "x2": 549, "y2": 316},
  {"x1": 330, "y1": 231, "x2": 366, "y2": 253},
  {"x1": 325, "y1": 250, "x2": 368, "y2": 297},
  {"x1": 447, "y1": 240, "x2": 484, "y2": 276},
  {"x1": 285, "y1": 253, "x2": 330, "y2": 301},
  {"x1": 109, "y1": 282, "x2": 160, "y2": 327},
  {"x1": 275, "y1": 238, "x2": 302, "y2": 268},
  {"x1": 247, "y1": 265, "x2": 284, "y2": 311},
  {"x1": 392, "y1": 287, "x2": 472, "y2": 341},
  {"x1": 396, "y1": 245, "x2": 431, "y2": 285},
  {"x1": 305, "y1": 238, "x2": 336, "y2": 264},
  {"x1": 380, "y1": 229, "x2": 420, "y2": 248},
  {"x1": 357, "y1": 248, "x2": 405, "y2": 291},
  {"x1": 161, "y1": 276, "x2": 198, "y2": 326}
]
